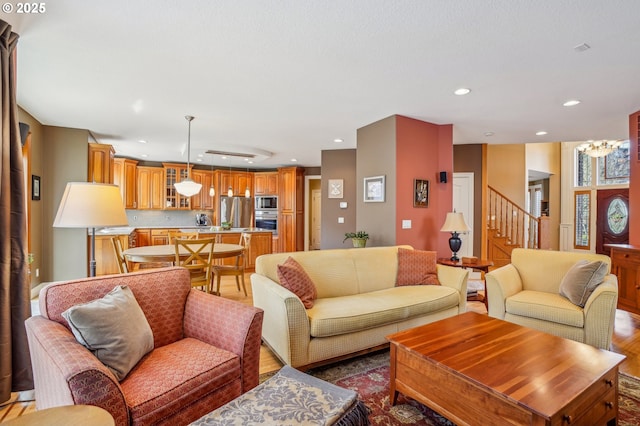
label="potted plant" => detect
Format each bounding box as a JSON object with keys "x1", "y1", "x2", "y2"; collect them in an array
[{"x1": 343, "y1": 231, "x2": 369, "y2": 248}]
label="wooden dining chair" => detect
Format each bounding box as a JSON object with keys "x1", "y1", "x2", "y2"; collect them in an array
[
  {"x1": 110, "y1": 236, "x2": 129, "y2": 273},
  {"x1": 213, "y1": 233, "x2": 250, "y2": 297},
  {"x1": 168, "y1": 231, "x2": 199, "y2": 243},
  {"x1": 174, "y1": 237, "x2": 216, "y2": 293}
]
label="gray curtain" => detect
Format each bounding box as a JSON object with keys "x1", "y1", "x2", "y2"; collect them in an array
[{"x1": 0, "y1": 19, "x2": 33, "y2": 403}]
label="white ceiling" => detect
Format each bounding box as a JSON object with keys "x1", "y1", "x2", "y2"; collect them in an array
[{"x1": 5, "y1": 0, "x2": 640, "y2": 169}]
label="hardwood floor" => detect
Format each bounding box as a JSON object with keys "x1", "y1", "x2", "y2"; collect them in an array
[{"x1": 2, "y1": 275, "x2": 640, "y2": 422}]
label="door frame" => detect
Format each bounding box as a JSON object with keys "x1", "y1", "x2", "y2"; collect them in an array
[
  {"x1": 452, "y1": 172, "x2": 475, "y2": 259},
  {"x1": 304, "y1": 175, "x2": 321, "y2": 251}
]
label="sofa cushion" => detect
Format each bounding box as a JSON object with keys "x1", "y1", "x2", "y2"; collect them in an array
[
  {"x1": 121, "y1": 337, "x2": 241, "y2": 424},
  {"x1": 277, "y1": 256, "x2": 317, "y2": 308},
  {"x1": 307, "y1": 285, "x2": 458, "y2": 337},
  {"x1": 506, "y1": 290, "x2": 584, "y2": 328},
  {"x1": 61, "y1": 285, "x2": 154, "y2": 380},
  {"x1": 559, "y1": 260, "x2": 608, "y2": 307},
  {"x1": 396, "y1": 248, "x2": 440, "y2": 286}
]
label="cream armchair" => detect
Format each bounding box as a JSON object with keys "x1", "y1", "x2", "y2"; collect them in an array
[{"x1": 486, "y1": 248, "x2": 618, "y2": 350}]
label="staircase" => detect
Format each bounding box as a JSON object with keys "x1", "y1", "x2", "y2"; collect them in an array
[{"x1": 487, "y1": 186, "x2": 547, "y2": 268}]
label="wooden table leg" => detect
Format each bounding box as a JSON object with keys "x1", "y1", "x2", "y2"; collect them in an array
[{"x1": 389, "y1": 344, "x2": 399, "y2": 405}]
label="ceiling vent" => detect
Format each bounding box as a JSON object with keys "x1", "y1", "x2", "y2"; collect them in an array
[
  {"x1": 206, "y1": 149, "x2": 257, "y2": 159},
  {"x1": 574, "y1": 43, "x2": 591, "y2": 53}
]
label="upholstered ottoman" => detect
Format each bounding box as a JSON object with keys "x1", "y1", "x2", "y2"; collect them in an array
[{"x1": 190, "y1": 365, "x2": 369, "y2": 425}]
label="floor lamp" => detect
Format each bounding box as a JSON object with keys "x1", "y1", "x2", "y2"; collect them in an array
[
  {"x1": 53, "y1": 182, "x2": 128, "y2": 277},
  {"x1": 440, "y1": 211, "x2": 470, "y2": 262}
]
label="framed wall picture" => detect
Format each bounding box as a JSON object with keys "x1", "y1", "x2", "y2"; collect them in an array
[
  {"x1": 328, "y1": 179, "x2": 344, "y2": 199},
  {"x1": 32, "y1": 175, "x2": 41, "y2": 201},
  {"x1": 414, "y1": 179, "x2": 429, "y2": 207},
  {"x1": 364, "y1": 175, "x2": 385, "y2": 202}
]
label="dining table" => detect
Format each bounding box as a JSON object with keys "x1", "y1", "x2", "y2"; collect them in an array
[{"x1": 123, "y1": 243, "x2": 244, "y2": 265}]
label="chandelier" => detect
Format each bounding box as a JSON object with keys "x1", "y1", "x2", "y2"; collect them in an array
[{"x1": 576, "y1": 140, "x2": 622, "y2": 158}]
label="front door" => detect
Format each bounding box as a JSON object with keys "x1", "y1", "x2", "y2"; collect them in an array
[{"x1": 596, "y1": 188, "x2": 629, "y2": 254}]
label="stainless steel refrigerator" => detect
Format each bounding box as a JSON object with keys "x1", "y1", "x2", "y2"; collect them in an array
[{"x1": 219, "y1": 196, "x2": 254, "y2": 228}]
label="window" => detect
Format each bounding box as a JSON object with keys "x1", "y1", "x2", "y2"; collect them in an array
[
  {"x1": 575, "y1": 150, "x2": 592, "y2": 187},
  {"x1": 597, "y1": 140, "x2": 630, "y2": 186},
  {"x1": 574, "y1": 191, "x2": 590, "y2": 249}
]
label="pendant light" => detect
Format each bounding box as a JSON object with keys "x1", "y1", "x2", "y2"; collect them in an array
[
  {"x1": 174, "y1": 115, "x2": 202, "y2": 196},
  {"x1": 208, "y1": 155, "x2": 215, "y2": 197},
  {"x1": 244, "y1": 166, "x2": 250, "y2": 198},
  {"x1": 227, "y1": 165, "x2": 233, "y2": 197}
]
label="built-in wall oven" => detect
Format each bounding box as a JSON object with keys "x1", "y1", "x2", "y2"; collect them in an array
[{"x1": 255, "y1": 210, "x2": 278, "y2": 235}]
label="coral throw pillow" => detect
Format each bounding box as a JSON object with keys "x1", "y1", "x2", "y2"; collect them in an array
[
  {"x1": 277, "y1": 256, "x2": 318, "y2": 308},
  {"x1": 396, "y1": 248, "x2": 441, "y2": 286}
]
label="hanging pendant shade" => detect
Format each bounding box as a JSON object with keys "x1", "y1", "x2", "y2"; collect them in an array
[{"x1": 174, "y1": 115, "x2": 202, "y2": 197}]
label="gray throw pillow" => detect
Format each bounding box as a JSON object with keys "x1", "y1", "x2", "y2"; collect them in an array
[
  {"x1": 559, "y1": 260, "x2": 608, "y2": 308},
  {"x1": 62, "y1": 285, "x2": 154, "y2": 381}
]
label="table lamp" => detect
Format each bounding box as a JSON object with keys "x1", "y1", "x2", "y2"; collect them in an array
[
  {"x1": 440, "y1": 211, "x2": 470, "y2": 261},
  {"x1": 53, "y1": 182, "x2": 128, "y2": 277}
]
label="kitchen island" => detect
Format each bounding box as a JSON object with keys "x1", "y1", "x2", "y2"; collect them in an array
[{"x1": 92, "y1": 227, "x2": 274, "y2": 276}]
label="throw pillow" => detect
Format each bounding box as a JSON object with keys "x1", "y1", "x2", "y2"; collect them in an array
[
  {"x1": 559, "y1": 260, "x2": 609, "y2": 308},
  {"x1": 277, "y1": 257, "x2": 317, "y2": 308},
  {"x1": 62, "y1": 285, "x2": 154, "y2": 381},
  {"x1": 396, "y1": 248, "x2": 441, "y2": 286}
]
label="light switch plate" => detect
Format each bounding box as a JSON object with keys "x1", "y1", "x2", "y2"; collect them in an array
[
  {"x1": 338, "y1": 217, "x2": 345, "y2": 224},
  {"x1": 340, "y1": 202, "x2": 348, "y2": 209},
  {"x1": 402, "y1": 220, "x2": 412, "y2": 229}
]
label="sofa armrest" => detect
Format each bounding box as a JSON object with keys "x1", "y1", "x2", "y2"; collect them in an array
[
  {"x1": 24, "y1": 316, "x2": 129, "y2": 425},
  {"x1": 250, "y1": 273, "x2": 310, "y2": 367},
  {"x1": 486, "y1": 264, "x2": 523, "y2": 319},
  {"x1": 183, "y1": 289, "x2": 264, "y2": 392},
  {"x1": 583, "y1": 274, "x2": 619, "y2": 349},
  {"x1": 437, "y1": 265, "x2": 469, "y2": 313}
]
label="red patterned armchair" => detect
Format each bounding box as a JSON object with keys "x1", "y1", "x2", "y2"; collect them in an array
[{"x1": 25, "y1": 267, "x2": 264, "y2": 426}]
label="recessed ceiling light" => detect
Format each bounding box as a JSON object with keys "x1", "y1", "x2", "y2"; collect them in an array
[
  {"x1": 291, "y1": 158, "x2": 297, "y2": 162},
  {"x1": 138, "y1": 139, "x2": 147, "y2": 144},
  {"x1": 196, "y1": 158, "x2": 202, "y2": 162},
  {"x1": 536, "y1": 131, "x2": 548, "y2": 136},
  {"x1": 221, "y1": 156, "x2": 228, "y2": 159},
  {"x1": 140, "y1": 154, "x2": 148, "y2": 158},
  {"x1": 454, "y1": 88, "x2": 471, "y2": 96},
  {"x1": 197, "y1": 153, "x2": 204, "y2": 157},
  {"x1": 334, "y1": 138, "x2": 344, "y2": 143},
  {"x1": 484, "y1": 132, "x2": 494, "y2": 137},
  {"x1": 563, "y1": 100, "x2": 581, "y2": 107}
]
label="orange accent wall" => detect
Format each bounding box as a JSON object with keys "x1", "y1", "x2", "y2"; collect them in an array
[
  {"x1": 630, "y1": 110, "x2": 640, "y2": 245},
  {"x1": 395, "y1": 115, "x2": 453, "y2": 255}
]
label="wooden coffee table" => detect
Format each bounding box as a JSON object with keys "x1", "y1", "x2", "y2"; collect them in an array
[{"x1": 387, "y1": 312, "x2": 625, "y2": 426}]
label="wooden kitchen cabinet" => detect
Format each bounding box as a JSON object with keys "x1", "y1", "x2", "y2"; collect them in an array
[
  {"x1": 191, "y1": 170, "x2": 214, "y2": 210},
  {"x1": 219, "y1": 171, "x2": 254, "y2": 197},
  {"x1": 113, "y1": 158, "x2": 138, "y2": 208},
  {"x1": 163, "y1": 163, "x2": 191, "y2": 209},
  {"x1": 136, "y1": 166, "x2": 164, "y2": 209},
  {"x1": 151, "y1": 229, "x2": 169, "y2": 245},
  {"x1": 254, "y1": 171, "x2": 278, "y2": 195},
  {"x1": 608, "y1": 244, "x2": 640, "y2": 315},
  {"x1": 88, "y1": 143, "x2": 114, "y2": 184},
  {"x1": 278, "y1": 166, "x2": 304, "y2": 253},
  {"x1": 135, "y1": 229, "x2": 151, "y2": 247},
  {"x1": 95, "y1": 232, "x2": 134, "y2": 276}
]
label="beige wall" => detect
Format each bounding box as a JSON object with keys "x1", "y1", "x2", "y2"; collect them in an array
[
  {"x1": 321, "y1": 149, "x2": 357, "y2": 249},
  {"x1": 43, "y1": 126, "x2": 90, "y2": 281},
  {"x1": 356, "y1": 116, "x2": 397, "y2": 247},
  {"x1": 487, "y1": 144, "x2": 527, "y2": 207}
]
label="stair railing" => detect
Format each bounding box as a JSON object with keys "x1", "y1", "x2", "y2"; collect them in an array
[{"x1": 488, "y1": 186, "x2": 541, "y2": 249}]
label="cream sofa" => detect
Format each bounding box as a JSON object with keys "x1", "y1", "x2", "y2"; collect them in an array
[
  {"x1": 486, "y1": 248, "x2": 618, "y2": 349},
  {"x1": 251, "y1": 245, "x2": 469, "y2": 369}
]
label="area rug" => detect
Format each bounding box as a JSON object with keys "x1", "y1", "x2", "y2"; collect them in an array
[{"x1": 286, "y1": 351, "x2": 640, "y2": 425}]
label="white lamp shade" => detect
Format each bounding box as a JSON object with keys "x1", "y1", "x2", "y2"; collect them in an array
[
  {"x1": 227, "y1": 186, "x2": 233, "y2": 197},
  {"x1": 440, "y1": 212, "x2": 470, "y2": 233},
  {"x1": 209, "y1": 185, "x2": 215, "y2": 197},
  {"x1": 174, "y1": 179, "x2": 202, "y2": 197},
  {"x1": 53, "y1": 182, "x2": 128, "y2": 228}
]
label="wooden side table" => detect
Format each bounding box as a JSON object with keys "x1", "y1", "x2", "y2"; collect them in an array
[{"x1": 437, "y1": 258, "x2": 494, "y2": 309}]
